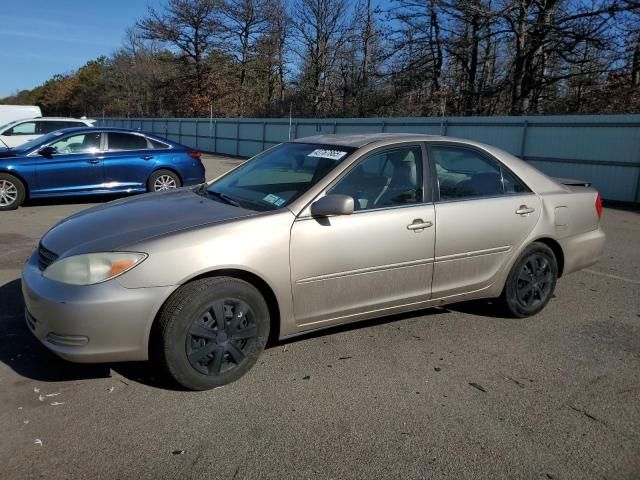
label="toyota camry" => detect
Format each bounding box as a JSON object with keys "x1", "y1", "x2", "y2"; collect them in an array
[{"x1": 22, "y1": 133, "x2": 606, "y2": 390}]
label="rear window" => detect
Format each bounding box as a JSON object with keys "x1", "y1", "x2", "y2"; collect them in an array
[
  {"x1": 149, "y1": 138, "x2": 170, "y2": 149},
  {"x1": 39, "y1": 121, "x2": 82, "y2": 134},
  {"x1": 108, "y1": 133, "x2": 149, "y2": 151}
]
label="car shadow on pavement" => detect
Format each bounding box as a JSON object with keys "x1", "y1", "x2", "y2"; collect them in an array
[
  {"x1": 447, "y1": 299, "x2": 511, "y2": 319},
  {"x1": 0, "y1": 278, "x2": 112, "y2": 382}
]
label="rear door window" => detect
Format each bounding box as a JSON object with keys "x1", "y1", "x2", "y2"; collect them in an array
[
  {"x1": 108, "y1": 133, "x2": 150, "y2": 151},
  {"x1": 431, "y1": 145, "x2": 530, "y2": 200},
  {"x1": 39, "y1": 121, "x2": 77, "y2": 134}
]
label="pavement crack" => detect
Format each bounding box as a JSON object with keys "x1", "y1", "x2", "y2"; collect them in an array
[{"x1": 567, "y1": 404, "x2": 605, "y2": 424}]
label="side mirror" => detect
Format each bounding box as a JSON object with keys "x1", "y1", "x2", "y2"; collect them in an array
[
  {"x1": 3, "y1": 129, "x2": 11, "y2": 136},
  {"x1": 310, "y1": 194, "x2": 354, "y2": 217},
  {"x1": 38, "y1": 146, "x2": 56, "y2": 158}
]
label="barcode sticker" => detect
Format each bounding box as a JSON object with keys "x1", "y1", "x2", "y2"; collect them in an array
[{"x1": 307, "y1": 149, "x2": 348, "y2": 160}]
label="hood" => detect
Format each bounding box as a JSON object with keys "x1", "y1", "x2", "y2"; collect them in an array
[
  {"x1": 0, "y1": 148, "x2": 18, "y2": 159},
  {"x1": 42, "y1": 188, "x2": 258, "y2": 256}
]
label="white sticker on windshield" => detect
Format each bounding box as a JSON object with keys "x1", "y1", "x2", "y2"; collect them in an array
[
  {"x1": 307, "y1": 149, "x2": 347, "y2": 160},
  {"x1": 263, "y1": 193, "x2": 286, "y2": 207}
]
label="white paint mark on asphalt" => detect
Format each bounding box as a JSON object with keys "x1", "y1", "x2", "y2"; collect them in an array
[{"x1": 584, "y1": 269, "x2": 640, "y2": 285}]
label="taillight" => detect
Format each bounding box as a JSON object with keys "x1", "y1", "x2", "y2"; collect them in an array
[
  {"x1": 188, "y1": 151, "x2": 202, "y2": 159},
  {"x1": 595, "y1": 192, "x2": 603, "y2": 219}
]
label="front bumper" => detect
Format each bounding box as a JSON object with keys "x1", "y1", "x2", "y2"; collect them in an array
[{"x1": 21, "y1": 250, "x2": 175, "y2": 363}]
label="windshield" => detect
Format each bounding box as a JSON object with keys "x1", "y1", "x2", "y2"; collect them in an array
[
  {"x1": 0, "y1": 120, "x2": 19, "y2": 131},
  {"x1": 205, "y1": 143, "x2": 356, "y2": 211}
]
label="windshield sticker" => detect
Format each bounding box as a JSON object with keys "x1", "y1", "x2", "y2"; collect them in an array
[
  {"x1": 263, "y1": 193, "x2": 286, "y2": 207},
  {"x1": 307, "y1": 149, "x2": 347, "y2": 160}
]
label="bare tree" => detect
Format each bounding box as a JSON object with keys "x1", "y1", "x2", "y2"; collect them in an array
[
  {"x1": 137, "y1": 0, "x2": 220, "y2": 101},
  {"x1": 290, "y1": 0, "x2": 352, "y2": 116}
]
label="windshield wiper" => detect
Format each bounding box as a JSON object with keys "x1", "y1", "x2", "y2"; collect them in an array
[{"x1": 205, "y1": 190, "x2": 242, "y2": 207}]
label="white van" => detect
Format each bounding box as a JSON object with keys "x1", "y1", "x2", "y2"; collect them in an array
[
  {"x1": 0, "y1": 105, "x2": 42, "y2": 125},
  {"x1": 0, "y1": 117, "x2": 96, "y2": 148}
]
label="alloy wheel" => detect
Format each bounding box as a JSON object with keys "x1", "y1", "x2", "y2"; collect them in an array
[
  {"x1": 154, "y1": 175, "x2": 177, "y2": 191},
  {"x1": 516, "y1": 254, "x2": 554, "y2": 308},
  {"x1": 0, "y1": 180, "x2": 18, "y2": 207},
  {"x1": 186, "y1": 299, "x2": 257, "y2": 376}
]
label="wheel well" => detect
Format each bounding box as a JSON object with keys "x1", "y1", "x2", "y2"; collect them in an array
[
  {"x1": 176, "y1": 269, "x2": 281, "y2": 343},
  {"x1": 535, "y1": 237, "x2": 565, "y2": 277},
  {"x1": 0, "y1": 170, "x2": 29, "y2": 197},
  {"x1": 150, "y1": 167, "x2": 183, "y2": 186}
]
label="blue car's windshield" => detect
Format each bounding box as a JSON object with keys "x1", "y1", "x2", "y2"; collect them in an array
[
  {"x1": 12, "y1": 131, "x2": 66, "y2": 152},
  {"x1": 204, "y1": 143, "x2": 356, "y2": 211}
]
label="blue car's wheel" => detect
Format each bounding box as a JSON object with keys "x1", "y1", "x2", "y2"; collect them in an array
[
  {"x1": 0, "y1": 173, "x2": 26, "y2": 211},
  {"x1": 148, "y1": 169, "x2": 181, "y2": 192}
]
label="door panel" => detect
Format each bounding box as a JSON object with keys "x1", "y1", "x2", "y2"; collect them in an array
[
  {"x1": 290, "y1": 204, "x2": 436, "y2": 326},
  {"x1": 432, "y1": 195, "x2": 541, "y2": 297},
  {"x1": 102, "y1": 132, "x2": 157, "y2": 190},
  {"x1": 34, "y1": 132, "x2": 104, "y2": 194}
]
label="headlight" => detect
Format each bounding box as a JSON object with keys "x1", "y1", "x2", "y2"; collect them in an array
[{"x1": 43, "y1": 252, "x2": 147, "y2": 285}]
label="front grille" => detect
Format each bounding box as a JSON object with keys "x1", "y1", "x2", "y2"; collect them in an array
[{"x1": 38, "y1": 243, "x2": 58, "y2": 271}]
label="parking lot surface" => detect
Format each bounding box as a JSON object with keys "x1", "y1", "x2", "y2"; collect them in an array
[{"x1": 0, "y1": 154, "x2": 639, "y2": 479}]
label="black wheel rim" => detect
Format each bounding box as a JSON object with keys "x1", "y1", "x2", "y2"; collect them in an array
[
  {"x1": 186, "y1": 299, "x2": 257, "y2": 376},
  {"x1": 516, "y1": 254, "x2": 554, "y2": 309}
]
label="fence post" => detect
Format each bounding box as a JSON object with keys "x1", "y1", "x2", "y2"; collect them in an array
[
  {"x1": 195, "y1": 119, "x2": 199, "y2": 150},
  {"x1": 381, "y1": 120, "x2": 386, "y2": 133},
  {"x1": 213, "y1": 120, "x2": 217, "y2": 153},
  {"x1": 165, "y1": 119, "x2": 168, "y2": 137},
  {"x1": 332, "y1": 121, "x2": 337, "y2": 134},
  {"x1": 178, "y1": 119, "x2": 182, "y2": 145},
  {"x1": 520, "y1": 120, "x2": 529, "y2": 159},
  {"x1": 294, "y1": 122, "x2": 298, "y2": 139},
  {"x1": 262, "y1": 121, "x2": 266, "y2": 150},
  {"x1": 440, "y1": 119, "x2": 448, "y2": 136},
  {"x1": 236, "y1": 120, "x2": 240, "y2": 156}
]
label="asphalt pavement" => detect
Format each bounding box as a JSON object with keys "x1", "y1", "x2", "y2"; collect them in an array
[{"x1": 0, "y1": 155, "x2": 638, "y2": 480}]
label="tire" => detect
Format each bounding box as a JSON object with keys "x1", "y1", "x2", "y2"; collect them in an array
[
  {"x1": 147, "y1": 169, "x2": 181, "y2": 192},
  {"x1": 153, "y1": 277, "x2": 270, "y2": 391},
  {"x1": 0, "y1": 173, "x2": 26, "y2": 210},
  {"x1": 500, "y1": 242, "x2": 558, "y2": 318}
]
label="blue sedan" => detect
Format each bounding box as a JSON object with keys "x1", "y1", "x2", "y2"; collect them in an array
[{"x1": 0, "y1": 127, "x2": 206, "y2": 210}]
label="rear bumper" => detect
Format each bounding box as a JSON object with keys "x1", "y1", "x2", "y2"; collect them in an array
[
  {"x1": 558, "y1": 226, "x2": 606, "y2": 276},
  {"x1": 21, "y1": 251, "x2": 175, "y2": 363}
]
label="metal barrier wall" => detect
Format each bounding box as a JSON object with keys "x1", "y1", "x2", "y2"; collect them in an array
[{"x1": 97, "y1": 115, "x2": 640, "y2": 203}]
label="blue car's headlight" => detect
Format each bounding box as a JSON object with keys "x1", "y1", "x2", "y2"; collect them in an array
[{"x1": 43, "y1": 252, "x2": 147, "y2": 285}]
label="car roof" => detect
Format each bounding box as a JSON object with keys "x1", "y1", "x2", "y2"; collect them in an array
[
  {"x1": 293, "y1": 133, "x2": 441, "y2": 148},
  {"x1": 13, "y1": 117, "x2": 92, "y2": 122},
  {"x1": 51, "y1": 126, "x2": 152, "y2": 134}
]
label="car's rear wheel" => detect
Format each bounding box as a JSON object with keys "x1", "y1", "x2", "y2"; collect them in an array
[
  {"x1": 148, "y1": 169, "x2": 181, "y2": 192},
  {"x1": 153, "y1": 277, "x2": 270, "y2": 391},
  {"x1": 500, "y1": 242, "x2": 558, "y2": 318},
  {"x1": 0, "y1": 173, "x2": 26, "y2": 211}
]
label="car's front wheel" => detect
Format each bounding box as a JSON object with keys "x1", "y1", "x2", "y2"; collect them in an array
[
  {"x1": 0, "y1": 173, "x2": 26, "y2": 211},
  {"x1": 153, "y1": 277, "x2": 270, "y2": 391},
  {"x1": 500, "y1": 242, "x2": 558, "y2": 318},
  {"x1": 148, "y1": 169, "x2": 181, "y2": 192}
]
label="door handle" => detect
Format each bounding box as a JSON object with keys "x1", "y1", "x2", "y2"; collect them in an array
[
  {"x1": 86, "y1": 159, "x2": 100, "y2": 164},
  {"x1": 407, "y1": 219, "x2": 433, "y2": 231},
  {"x1": 141, "y1": 155, "x2": 154, "y2": 160},
  {"x1": 515, "y1": 205, "x2": 535, "y2": 215}
]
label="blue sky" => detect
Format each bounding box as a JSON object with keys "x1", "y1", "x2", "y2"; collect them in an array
[{"x1": 0, "y1": 0, "x2": 153, "y2": 98}]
